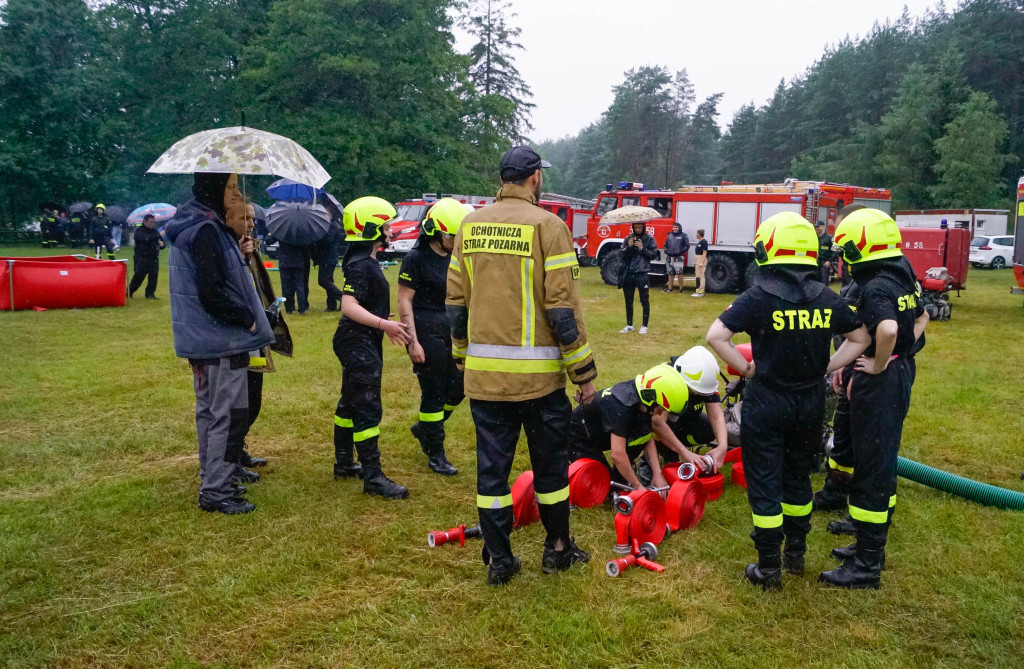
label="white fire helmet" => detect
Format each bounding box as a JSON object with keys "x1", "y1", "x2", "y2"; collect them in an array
[{"x1": 673, "y1": 346, "x2": 721, "y2": 396}]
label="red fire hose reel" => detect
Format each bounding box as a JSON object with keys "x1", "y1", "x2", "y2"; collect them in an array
[
  {"x1": 568, "y1": 458, "x2": 611, "y2": 508},
  {"x1": 612, "y1": 487, "x2": 668, "y2": 554},
  {"x1": 510, "y1": 470, "x2": 541, "y2": 528}
]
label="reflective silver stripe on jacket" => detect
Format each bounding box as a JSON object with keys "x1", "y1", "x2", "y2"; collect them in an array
[{"x1": 465, "y1": 343, "x2": 561, "y2": 360}]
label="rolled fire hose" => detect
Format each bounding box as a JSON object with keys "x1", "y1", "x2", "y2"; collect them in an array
[
  {"x1": 897, "y1": 457, "x2": 1024, "y2": 510},
  {"x1": 568, "y1": 458, "x2": 612, "y2": 508}
]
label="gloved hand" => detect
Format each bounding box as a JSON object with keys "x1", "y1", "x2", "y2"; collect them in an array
[{"x1": 264, "y1": 308, "x2": 279, "y2": 328}]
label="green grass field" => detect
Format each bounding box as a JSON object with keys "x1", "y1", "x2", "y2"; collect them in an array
[{"x1": 1, "y1": 246, "x2": 1023, "y2": 668}]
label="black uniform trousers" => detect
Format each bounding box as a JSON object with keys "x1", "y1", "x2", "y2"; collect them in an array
[
  {"x1": 848, "y1": 356, "x2": 915, "y2": 545},
  {"x1": 472, "y1": 389, "x2": 572, "y2": 567},
  {"x1": 621, "y1": 272, "x2": 650, "y2": 327},
  {"x1": 247, "y1": 370, "x2": 263, "y2": 429},
  {"x1": 411, "y1": 312, "x2": 464, "y2": 447},
  {"x1": 333, "y1": 328, "x2": 385, "y2": 469},
  {"x1": 658, "y1": 413, "x2": 717, "y2": 463},
  {"x1": 129, "y1": 259, "x2": 159, "y2": 297},
  {"x1": 827, "y1": 381, "x2": 854, "y2": 476},
  {"x1": 741, "y1": 378, "x2": 824, "y2": 556},
  {"x1": 280, "y1": 267, "x2": 309, "y2": 314}
]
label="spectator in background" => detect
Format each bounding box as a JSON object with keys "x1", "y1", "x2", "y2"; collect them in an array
[
  {"x1": 618, "y1": 219, "x2": 658, "y2": 334},
  {"x1": 275, "y1": 238, "x2": 311, "y2": 315},
  {"x1": 109, "y1": 210, "x2": 124, "y2": 251},
  {"x1": 662, "y1": 222, "x2": 690, "y2": 293},
  {"x1": 89, "y1": 204, "x2": 116, "y2": 260},
  {"x1": 129, "y1": 214, "x2": 164, "y2": 299},
  {"x1": 311, "y1": 196, "x2": 344, "y2": 312},
  {"x1": 692, "y1": 228, "x2": 709, "y2": 297}
]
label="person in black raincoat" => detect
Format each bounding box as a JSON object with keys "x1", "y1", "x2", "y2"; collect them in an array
[
  {"x1": 618, "y1": 219, "x2": 658, "y2": 334},
  {"x1": 331, "y1": 196, "x2": 411, "y2": 499},
  {"x1": 396, "y1": 198, "x2": 468, "y2": 477},
  {"x1": 89, "y1": 204, "x2": 115, "y2": 259},
  {"x1": 311, "y1": 195, "x2": 344, "y2": 311},
  {"x1": 129, "y1": 214, "x2": 165, "y2": 298}
]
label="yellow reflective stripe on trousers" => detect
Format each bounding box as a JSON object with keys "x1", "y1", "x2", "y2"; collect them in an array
[
  {"x1": 419, "y1": 411, "x2": 444, "y2": 422},
  {"x1": 521, "y1": 257, "x2": 534, "y2": 347},
  {"x1": 444, "y1": 404, "x2": 459, "y2": 412},
  {"x1": 477, "y1": 493, "x2": 513, "y2": 509},
  {"x1": 544, "y1": 252, "x2": 578, "y2": 271},
  {"x1": 353, "y1": 426, "x2": 380, "y2": 442},
  {"x1": 782, "y1": 501, "x2": 813, "y2": 517},
  {"x1": 562, "y1": 343, "x2": 591, "y2": 366},
  {"x1": 449, "y1": 256, "x2": 461, "y2": 272},
  {"x1": 334, "y1": 415, "x2": 354, "y2": 428},
  {"x1": 889, "y1": 494, "x2": 897, "y2": 508},
  {"x1": 536, "y1": 486, "x2": 570, "y2": 505},
  {"x1": 752, "y1": 513, "x2": 783, "y2": 528},
  {"x1": 849, "y1": 504, "x2": 888, "y2": 524},
  {"x1": 465, "y1": 356, "x2": 562, "y2": 373},
  {"x1": 686, "y1": 434, "x2": 700, "y2": 446},
  {"x1": 829, "y1": 457, "x2": 854, "y2": 474},
  {"x1": 628, "y1": 433, "x2": 653, "y2": 447}
]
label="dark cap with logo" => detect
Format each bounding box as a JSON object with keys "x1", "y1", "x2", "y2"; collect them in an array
[{"x1": 500, "y1": 145, "x2": 552, "y2": 182}]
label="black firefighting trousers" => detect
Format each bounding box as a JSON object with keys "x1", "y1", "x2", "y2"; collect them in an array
[
  {"x1": 657, "y1": 412, "x2": 717, "y2": 463},
  {"x1": 333, "y1": 327, "x2": 386, "y2": 470},
  {"x1": 411, "y1": 312, "x2": 464, "y2": 450},
  {"x1": 848, "y1": 356, "x2": 915, "y2": 544},
  {"x1": 471, "y1": 389, "x2": 572, "y2": 567},
  {"x1": 741, "y1": 378, "x2": 824, "y2": 556}
]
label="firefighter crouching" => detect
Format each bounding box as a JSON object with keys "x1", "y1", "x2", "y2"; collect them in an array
[
  {"x1": 332, "y1": 196, "x2": 411, "y2": 499},
  {"x1": 819, "y1": 208, "x2": 928, "y2": 590},
  {"x1": 447, "y1": 145, "x2": 597, "y2": 586},
  {"x1": 706, "y1": 211, "x2": 870, "y2": 590},
  {"x1": 397, "y1": 198, "x2": 469, "y2": 477}
]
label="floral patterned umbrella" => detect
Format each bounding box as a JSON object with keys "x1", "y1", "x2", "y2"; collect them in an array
[
  {"x1": 600, "y1": 206, "x2": 662, "y2": 224},
  {"x1": 147, "y1": 126, "x2": 331, "y2": 189}
]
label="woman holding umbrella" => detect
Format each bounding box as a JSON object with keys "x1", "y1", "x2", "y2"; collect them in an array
[
  {"x1": 332, "y1": 196, "x2": 411, "y2": 499},
  {"x1": 396, "y1": 198, "x2": 468, "y2": 477},
  {"x1": 614, "y1": 208, "x2": 659, "y2": 334}
]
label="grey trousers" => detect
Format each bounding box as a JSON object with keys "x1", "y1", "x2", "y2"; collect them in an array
[{"x1": 192, "y1": 356, "x2": 250, "y2": 502}]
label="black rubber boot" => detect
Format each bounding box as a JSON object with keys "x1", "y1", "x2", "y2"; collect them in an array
[
  {"x1": 240, "y1": 448, "x2": 268, "y2": 468},
  {"x1": 334, "y1": 432, "x2": 362, "y2": 480},
  {"x1": 827, "y1": 514, "x2": 856, "y2": 536},
  {"x1": 743, "y1": 550, "x2": 782, "y2": 590},
  {"x1": 832, "y1": 542, "x2": 886, "y2": 570},
  {"x1": 357, "y1": 438, "x2": 409, "y2": 499},
  {"x1": 412, "y1": 422, "x2": 457, "y2": 476},
  {"x1": 487, "y1": 556, "x2": 522, "y2": 586},
  {"x1": 783, "y1": 534, "x2": 807, "y2": 577},
  {"x1": 819, "y1": 544, "x2": 884, "y2": 589},
  {"x1": 813, "y1": 468, "x2": 852, "y2": 512}
]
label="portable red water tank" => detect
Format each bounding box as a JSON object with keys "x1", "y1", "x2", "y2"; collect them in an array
[{"x1": 0, "y1": 256, "x2": 126, "y2": 311}]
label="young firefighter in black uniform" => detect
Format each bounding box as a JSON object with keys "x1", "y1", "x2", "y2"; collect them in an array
[
  {"x1": 129, "y1": 214, "x2": 165, "y2": 298},
  {"x1": 569, "y1": 364, "x2": 706, "y2": 490},
  {"x1": 89, "y1": 204, "x2": 116, "y2": 260},
  {"x1": 332, "y1": 196, "x2": 411, "y2": 499},
  {"x1": 819, "y1": 208, "x2": 928, "y2": 589},
  {"x1": 707, "y1": 211, "x2": 869, "y2": 590},
  {"x1": 397, "y1": 198, "x2": 468, "y2": 477}
]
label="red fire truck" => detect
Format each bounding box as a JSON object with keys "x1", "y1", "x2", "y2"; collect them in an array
[
  {"x1": 583, "y1": 180, "x2": 893, "y2": 292},
  {"x1": 1012, "y1": 177, "x2": 1024, "y2": 304},
  {"x1": 538, "y1": 193, "x2": 596, "y2": 261}
]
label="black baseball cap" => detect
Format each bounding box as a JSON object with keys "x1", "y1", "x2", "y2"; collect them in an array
[{"x1": 500, "y1": 145, "x2": 551, "y2": 182}]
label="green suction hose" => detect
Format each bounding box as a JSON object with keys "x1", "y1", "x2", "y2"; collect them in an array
[{"x1": 897, "y1": 457, "x2": 1024, "y2": 510}]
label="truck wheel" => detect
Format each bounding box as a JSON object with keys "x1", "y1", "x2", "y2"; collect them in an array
[
  {"x1": 600, "y1": 250, "x2": 623, "y2": 286},
  {"x1": 705, "y1": 254, "x2": 741, "y2": 293},
  {"x1": 743, "y1": 259, "x2": 759, "y2": 289}
]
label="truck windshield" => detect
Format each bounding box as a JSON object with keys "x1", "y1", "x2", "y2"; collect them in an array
[
  {"x1": 395, "y1": 204, "x2": 428, "y2": 222},
  {"x1": 596, "y1": 197, "x2": 618, "y2": 217}
]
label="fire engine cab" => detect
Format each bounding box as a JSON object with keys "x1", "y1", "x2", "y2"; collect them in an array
[{"x1": 584, "y1": 179, "x2": 892, "y2": 292}]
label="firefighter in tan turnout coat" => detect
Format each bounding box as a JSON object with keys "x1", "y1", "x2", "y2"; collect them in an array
[{"x1": 446, "y1": 145, "x2": 597, "y2": 585}]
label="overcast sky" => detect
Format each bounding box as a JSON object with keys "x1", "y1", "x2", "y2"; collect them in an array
[{"x1": 453, "y1": 0, "x2": 941, "y2": 142}]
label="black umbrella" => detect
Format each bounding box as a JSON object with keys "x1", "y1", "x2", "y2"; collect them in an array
[
  {"x1": 323, "y1": 193, "x2": 344, "y2": 220},
  {"x1": 266, "y1": 201, "x2": 331, "y2": 245},
  {"x1": 68, "y1": 201, "x2": 92, "y2": 215},
  {"x1": 105, "y1": 205, "x2": 129, "y2": 225}
]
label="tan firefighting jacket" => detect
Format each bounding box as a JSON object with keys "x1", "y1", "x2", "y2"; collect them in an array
[{"x1": 446, "y1": 184, "x2": 597, "y2": 401}]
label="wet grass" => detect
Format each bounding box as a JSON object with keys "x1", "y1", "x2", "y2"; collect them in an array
[{"x1": 1, "y1": 246, "x2": 1023, "y2": 667}]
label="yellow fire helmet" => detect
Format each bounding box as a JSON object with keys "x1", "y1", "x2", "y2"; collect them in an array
[
  {"x1": 634, "y1": 363, "x2": 689, "y2": 413},
  {"x1": 752, "y1": 211, "x2": 818, "y2": 267},
  {"x1": 343, "y1": 196, "x2": 396, "y2": 242},
  {"x1": 832, "y1": 208, "x2": 903, "y2": 264},
  {"x1": 422, "y1": 197, "x2": 468, "y2": 237},
  {"x1": 95, "y1": 204, "x2": 106, "y2": 211}
]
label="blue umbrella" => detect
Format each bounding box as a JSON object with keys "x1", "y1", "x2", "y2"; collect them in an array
[
  {"x1": 128, "y1": 203, "x2": 176, "y2": 225},
  {"x1": 266, "y1": 178, "x2": 325, "y2": 202}
]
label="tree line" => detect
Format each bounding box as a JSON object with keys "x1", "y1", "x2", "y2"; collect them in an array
[
  {"x1": 2, "y1": 0, "x2": 1022, "y2": 228},
  {"x1": 541, "y1": 0, "x2": 1024, "y2": 212},
  {"x1": 0, "y1": 0, "x2": 532, "y2": 226}
]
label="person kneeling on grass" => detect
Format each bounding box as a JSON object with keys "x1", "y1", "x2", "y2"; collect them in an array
[{"x1": 569, "y1": 364, "x2": 710, "y2": 493}]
